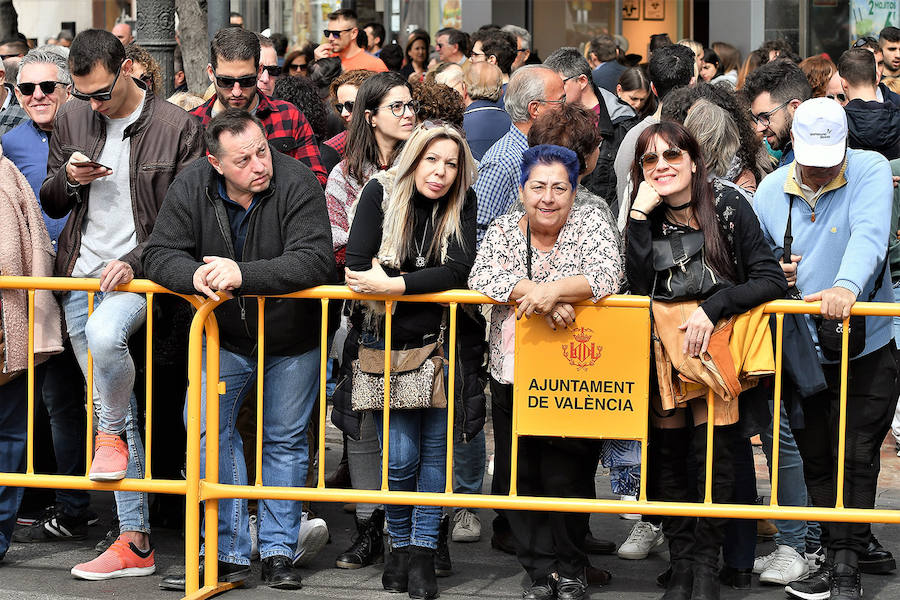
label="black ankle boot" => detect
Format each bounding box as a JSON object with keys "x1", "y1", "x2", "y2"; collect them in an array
[
  {"x1": 336, "y1": 508, "x2": 384, "y2": 569},
  {"x1": 382, "y1": 546, "x2": 409, "y2": 593},
  {"x1": 661, "y1": 561, "x2": 693, "y2": 600},
  {"x1": 690, "y1": 564, "x2": 719, "y2": 600},
  {"x1": 407, "y1": 545, "x2": 439, "y2": 600},
  {"x1": 434, "y1": 514, "x2": 452, "y2": 576}
]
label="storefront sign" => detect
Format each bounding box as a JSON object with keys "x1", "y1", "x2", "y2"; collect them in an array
[
  {"x1": 851, "y1": 0, "x2": 898, "y2": 38},
  {"x1": 513, "y1": 305, "x2": 650, "y2": 440}
]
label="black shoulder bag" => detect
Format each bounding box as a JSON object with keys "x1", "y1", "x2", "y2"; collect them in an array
[{"x1": 650, "y1": 228, "x2": 730, "y2": 301}]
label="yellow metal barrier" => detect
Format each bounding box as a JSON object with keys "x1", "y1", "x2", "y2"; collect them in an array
[{"x1": 2, "y1": 277, "x2": 900, "y2": 600}]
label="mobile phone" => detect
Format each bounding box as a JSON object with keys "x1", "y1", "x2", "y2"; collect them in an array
[{"x1": 72, "y1": 160, "x2": 111, "y2": 170}]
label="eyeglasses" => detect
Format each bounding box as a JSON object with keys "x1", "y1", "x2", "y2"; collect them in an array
[
  {"x1": 536, "y1": 94, "x2": 566, "y2": 106},
  {"x1": 288, "y1": 62, "x2": 307, "y2": 73},
  {"x1": 470, "y1": 50, "x2": 485, "y2": 58},
  {"x1": 376, "y1": 99, "x2": 419, "y2": 117},
  {"x1": 261, "y1": 65, "x2": 282, "y2": 77},
  {"x1": 827, "y1": 92, "x2": 847, "y2": 103},
  {"x1": 853, "y1": 36, "x2": 879, "y2": 48},
  {"x1": 17, "y1": 80, "x2": 67, "y2": 96},
  {"x1": 334, "y1": 100, "x2": 354, "y2": 114},
  {"x1": 749, "y1": 98, "x2": 794, "y2": 127},
  {"x1": 72, "y1": 61, "x2": 123, "y2": 102},
  {"x1": 324, "y1": 27, "x2": 354, "y2": 39},
  {"x1": 639, "y1": 147, "x2": 686, "y2": 170},
  {"x1": 436, "y1": 43, "x2": 447, "y2": 49},
  {"x1": 562, "y1": 75, "x2": 578, "y2": 83},
  {"x1": 214, "y1": 73, "x2": 258, "y2": 89}
]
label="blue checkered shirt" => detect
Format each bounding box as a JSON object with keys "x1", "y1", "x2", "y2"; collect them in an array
[
  {"x1": 473, "y1": 124, "x2": 528, "y2": 248},
  {"x1": 0, "y1": 88, "x2": 28, "y2": 137}
]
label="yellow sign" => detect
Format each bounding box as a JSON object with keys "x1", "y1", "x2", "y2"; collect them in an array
[{"x1": 513, "y1": 305, "x2": 650, "y2": 440}]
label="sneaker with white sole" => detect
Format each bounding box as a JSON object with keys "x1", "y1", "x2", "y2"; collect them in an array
[
  {"x1": 249, "y1": 514, "x2": 259, "y2": 561},
  {"x1": 759, "y1": 544, "x2": 809, "y2": 584},
  {"x1": 619, "y1": 495, "x2": 641, "y2": 520},
  {"x1": 617, "y1": 521, "x2": 664, "y2": 560},
  {"x1": 292, "y1": 512, "x2": 328, "y2": 567},
  {"x1": 89, "y1": 432, "x2": 128, "y2": 482},
  {"x1": 785, "y1": 565, "x2": 832, "y2": 600},
  {"x1": 451, "y1": 509, "x2": 481, "y2": 543},
  {"x1": 753, "y1": 546, "x2": 778, "y2": 573},
  {"x1": 805, "y1": 545, "x2": 825, "y2": 573},
  {"x1": 71, "y1": 535, "x2": 155, "y2": 580}
]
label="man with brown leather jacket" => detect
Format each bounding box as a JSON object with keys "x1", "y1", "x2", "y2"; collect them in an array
[{"x1": 39, "y1": 29, "x2": 202, "y2": 582}]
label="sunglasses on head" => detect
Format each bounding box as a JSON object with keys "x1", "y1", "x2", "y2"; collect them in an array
[
  {"x1": 334, "y1": 100, "x2": 354, "y2": 114},
  {"x1": 72, "y1": 61, "x2": 123, "y2": 102},
  {"x1": 262, "y1": 65, "x2": 282, "y2": 77},
  {"x1": 215, "y1": 73, "x2": 257, "y2": 89},
  {"x1": 853, "y1": 36, "x2": 879, "y2": 48},
  {"x1": 639, "y1": 147, "x2": 686, "y2": 170},
  {"x1": 17, "y1": 80, "x2": 66, "y2": 96}
]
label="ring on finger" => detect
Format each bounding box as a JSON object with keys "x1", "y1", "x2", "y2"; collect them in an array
[{"x1": 553, "y1": 313, "x2": 561, "y2": 321}]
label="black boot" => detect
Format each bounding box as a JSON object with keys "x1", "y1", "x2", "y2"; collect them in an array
[
  {"x1": 434, "y1": 513, "x2": 452, "y2": 577},
  {"x1": 335, "y1": 508, "x2": 384, "y2": 569},
  {"x1": 382, "y1": 546, "x2": 409, "y2": 593},
  {"x1": 859, "y1": 533, "x2": 896, "y2": 574},
  {"x1": 690, "y1": 564, "x2": 719, "y2": 600},
  {"x1": 661, "y1": 561, "x2": 693, "y2": 600},
  {"x1": 407, "y1": 545, "x2": 439, "y2": 600}
]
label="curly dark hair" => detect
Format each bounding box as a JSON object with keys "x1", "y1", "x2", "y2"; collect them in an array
[
  {"x1": 273, "y1": 75, "x2": 329, "y2": 141},
  {"x1": 411, "y1": 81, "x2": 464, "y2": 128},
  {"x1": 660, "y1": 82, "x2": 764, "y2": 184},
  {"x1": 527, "y1": 103, "x2": 602, "y2": 175},
  {"x1": 125, "y1": 43, "x2": 162, "y2": 94}
]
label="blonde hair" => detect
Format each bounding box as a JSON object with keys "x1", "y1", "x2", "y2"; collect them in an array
[
  {"x1": 885, "y1": 77, "x2": 900, "y2": 96},
  {"x1": 372, "y1": 122, "x2": 477, "y2": 268},
  {"x1": 167, "y1": 91, "x2": 205, "y2": 111},
  {"x1": 683, "y1": 98, "x2": 740, "y2": 178},
  {"x1": 678, "y1": 39, "x2": 703, "y2": 61}
]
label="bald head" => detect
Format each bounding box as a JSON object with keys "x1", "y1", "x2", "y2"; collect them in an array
[
  {"x1": 112, "y1": 23, "x2": 134, "y2": 46},
  {"x1": 465, "y1": 62, "x2": 503, "y2": 102}
]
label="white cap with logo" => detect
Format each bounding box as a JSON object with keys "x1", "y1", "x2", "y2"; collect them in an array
[{"x1": 791, "y1": 97, "x2": 848, "y2": 168}]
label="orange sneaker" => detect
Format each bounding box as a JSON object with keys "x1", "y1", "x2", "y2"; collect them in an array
[
  {"x1": 89, "y1": 432, "x2": 128, "y2": 481},
  {"x1": 71, "y1": 535, "x2": 156, "y2": 580}
]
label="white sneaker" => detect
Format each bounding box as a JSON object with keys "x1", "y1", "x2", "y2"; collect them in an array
[
  {"x1": 451, "y1": 509, "x2": 481, "y2": 543},
  {"x1": 753, "y1": 547, "x2": 778, "y2": 573},
  {"x1": 616, "y1": 521, "x2": 664, "y2": 559},
  {"x1": 249, "y1": 514, "x2": 259, "y2": 561},
  {"x1": 759, "y1": 544, "x2": 809, "y2": 585},
  {"x1": 292, "y1": 512, "x2": 329, "y2": 567},
  {"x1": 619, "y1": 495, "x2": 640, "y2": 520}
]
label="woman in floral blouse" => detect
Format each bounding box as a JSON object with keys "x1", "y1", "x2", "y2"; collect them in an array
[{"x1": 468, "y1": 144, "x2": 623, "y2": 600}]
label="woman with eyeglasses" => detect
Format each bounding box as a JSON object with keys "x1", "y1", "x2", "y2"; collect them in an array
[
  {"x1": 325, "y1": 71, "x2": 419, "y2": 574},
  {"x1": 401, "y1": 31, "x2": 430, "y2": 81},
  {"x1": 625, "y1": 121, "x2": 786, "y2": 600},
  {"x1": 342, "y1": 121, "x2": 477, "y2": 599},
  {"x1": 323, "y1": 69, "x2": 376, "y2": 158}
]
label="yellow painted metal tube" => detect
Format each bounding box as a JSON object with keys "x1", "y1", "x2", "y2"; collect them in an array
[
  {"x1": 835, "y1": 317, "x2": 850, "y2": 509},
  {"x1": 26, "y1": 290, "x2": 35, "y2": 475},
  {"x1": 704, "y1": 389, "x2": 714, "y2": 504},
  {"x1": 204, "y1": 320, "x2": 222, "y2": 590},
  {"x1": 0, "y1": 473, "x2": 187, "y2": 493},
  {"x1": 444, "y1": 303, "x2": 457, "y2": 493},
  {"x1": 381, "y1": 301, "x2": 393, "y2": 491},
  {"x1": 770, "y1": 313, "x2": 784, "y2": 507},
  {"x1": 255, "y1": 298, "x2": 265, "y2": 487},
  {"x1": 317, "y1": 299, "x2": 329, "y2": 489},
  {"x1": 145, "y1": 292, "x2": 154, "y2": 480},
  {"x1": 86, "y1": 291, "x2": 95, "y2": 474}
]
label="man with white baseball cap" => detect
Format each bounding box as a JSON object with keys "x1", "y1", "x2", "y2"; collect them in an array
[{"x1": 754, "y1": 96, "x2": 898, "y2": 600}]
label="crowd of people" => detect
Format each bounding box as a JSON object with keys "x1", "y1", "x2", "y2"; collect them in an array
[{"x1": 1, "y1": 8, "x2": 900, "y2": 600}]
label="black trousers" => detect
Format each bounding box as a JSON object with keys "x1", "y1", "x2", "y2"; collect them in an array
[
  {"x1": 490, "y1": 377, "x2": 599, "y2": 580},
  {"x1": 792, "y1": 342, "x2": 899, "y2": 563}
]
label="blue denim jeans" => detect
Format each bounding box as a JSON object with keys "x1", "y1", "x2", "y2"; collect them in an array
[
  {"x1": 188, "y1": 343, "x2": 320, "y2": 564},
  {"x1": 62, "y1": 290, "x2": 149, "y2": 534},
  {"x1": 0, "y1": 367, "x2": 46, "y2": 558},
  {"x1": 453, "y1": 429, "x2": 485, "y2": 512},
  {"x1": 40, "y1": 345, "x2": 90, "y2": 516},
  {"x1": 760, "y1": 397, "x2": 821, "y2": 553},
  {"x1": 374, "y1": 407, "x2": 447, "y2": 549}
]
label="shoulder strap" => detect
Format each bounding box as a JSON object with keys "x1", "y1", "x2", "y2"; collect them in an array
[{"x1": 526, "y1": 218, "x2": 532, "y2": 280}]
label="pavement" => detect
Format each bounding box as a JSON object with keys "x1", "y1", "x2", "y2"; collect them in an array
[{"x1": 2, "y1": 413, "x2": 900, "y2": 599}]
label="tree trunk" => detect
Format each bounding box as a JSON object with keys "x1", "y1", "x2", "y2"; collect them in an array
[
  {"x1": 0, "y1": 0, "x2": 19, "y2": 41},
  {"x1": 175, "y1": 0, "x2": 209, "y2": 95}
]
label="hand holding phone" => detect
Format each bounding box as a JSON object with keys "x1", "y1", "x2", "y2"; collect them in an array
[{"x1": 66, "y1": 151, "x2": 112, "y2": 185}]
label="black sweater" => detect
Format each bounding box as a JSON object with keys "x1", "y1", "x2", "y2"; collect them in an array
[
  {"x1": 142, "y1": 150, "x2": 337, "y2": 356},
  {"x1": 346, "y1": 179, "x2": 477, "y2": 344},
  {"x1": 625, "y1": 181, "x2": 787, "y2": 323}
]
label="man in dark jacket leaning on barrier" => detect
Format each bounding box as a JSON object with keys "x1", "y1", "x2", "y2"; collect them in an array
[{"x1": 142, "y1": 109, "x2": 336, "y2": 591}]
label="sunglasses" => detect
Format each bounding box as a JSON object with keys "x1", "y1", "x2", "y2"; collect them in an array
[
  {"x1": 72, "y1": 61, "x2": 123, "y2": 102},
  {"x1": 0, "y1": 52, "x2": 21, "y2": 60},
  {"x1": 17, "y1": 80, "x2": 67, "y2": 96},
  {"x1": 288, "y1": 62, "x2": 307, "y2": 73},
  {"x1": 853, "y1": 36, "x2": 879, "y2": 48},
  {"x1": 827, "y1": 92, "x2": 847, "y2": 103},
  {"x1": 639, "y1": 147, "x2": 686, "y2": 170},
  {"x1": 376, "y1": 99, "x2": 419, "y2": 117},
  {"x1": 214, "y1": 73, "x2": 257, "y2": 89},
  {"x1": 324, "y1": 27, "x2": 353, "y2": 39},
  {"x1": 334, "y1": 100, "x2": 354, "y2": 114},
  {"x1": 262, "y1": 65, "x2": 282, "y2": 77}
]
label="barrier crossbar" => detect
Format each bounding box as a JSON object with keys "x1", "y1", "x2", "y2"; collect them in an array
[{"x1": 1, "y1": 277, "x2": 899, "y2": 600}]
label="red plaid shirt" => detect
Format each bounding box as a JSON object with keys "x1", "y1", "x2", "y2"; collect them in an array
[
  {"x1": 324, "y1": 130, "x2": 348, "y2": 157},
  {"x1": 191, "y1": 93, "x2": 327, "y2": 186}
]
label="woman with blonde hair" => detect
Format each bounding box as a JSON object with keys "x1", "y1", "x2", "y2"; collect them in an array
[{"x1": 343, "y1": 121, "x2": 479, "y2": 600}]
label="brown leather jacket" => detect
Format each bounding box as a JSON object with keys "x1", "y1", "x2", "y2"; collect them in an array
[{"x1": 40, "y1": 84, "x2": 204, "y2": 277}]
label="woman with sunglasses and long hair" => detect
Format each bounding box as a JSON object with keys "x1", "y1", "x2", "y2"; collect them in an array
[
  {"x1": 625, "y1": 121, "x2": 786, "y2": 600},
  {"x1": 343, "y1": 121, "x2": 477, "y2": 599},
  {"x1": 325, "y1": 71, "x2": 418, "y2": 573},
  {"x1": 323, "y1": 69, "x2": 376, "y2": 158}
]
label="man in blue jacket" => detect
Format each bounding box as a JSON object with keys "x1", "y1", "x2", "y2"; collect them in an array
[{"x1": 754, "y1": 98, "x2": 899, "y2": 600}]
